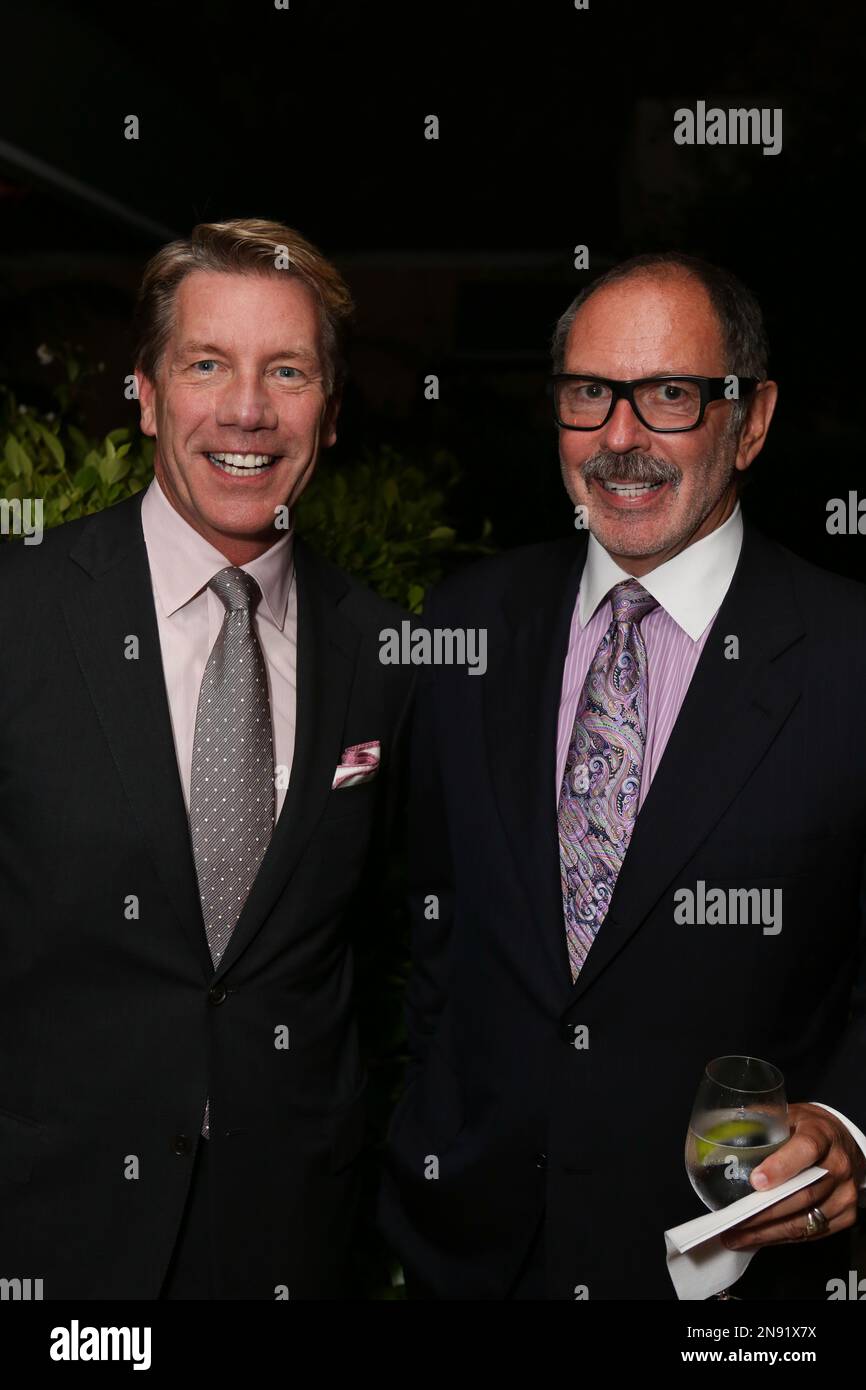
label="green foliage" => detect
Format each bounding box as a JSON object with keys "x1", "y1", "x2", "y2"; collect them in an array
[
  {"x1": 0, "y1": 391, "x2": 154, "y2": 526},
  {"x1": 296, "y1": 445, "x2": 491, "y2": 610},
  {"x1": 0, "y1": 348, "x2": 492, "y2": 613}
]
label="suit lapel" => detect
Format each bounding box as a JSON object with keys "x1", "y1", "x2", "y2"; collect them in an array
[
  {"x1": 212, "y1": 537, "x2": 360, "y2": 978},
  {"x1": 63, "y1": 499, "x2": 361, "y2": 980},
  {"x1": 63, "y1": 493, "x2": 212, "y2": 976},
  {"x1": 483, "y1": 535, "x2": 589, "y2": 1002},
  {"x1": 568, "y1": 518, "x2": 806, "y2": 1003}
]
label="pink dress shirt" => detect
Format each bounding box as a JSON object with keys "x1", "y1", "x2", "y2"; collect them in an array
[{"x1": 139, "y1": 477, "x2": 298, "y2": 822}]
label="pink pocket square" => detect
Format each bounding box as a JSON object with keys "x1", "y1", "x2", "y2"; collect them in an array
[{"x1": 331, "y1": 740, "x2": 380, "y2": 790}]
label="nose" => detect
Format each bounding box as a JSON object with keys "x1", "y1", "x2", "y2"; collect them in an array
[
  {"x1": 598, "y1": 395, "x2": 653, "y2": 453},
  {"x1": 215, "y1": 369, "x2": 279, "y2": 433}
]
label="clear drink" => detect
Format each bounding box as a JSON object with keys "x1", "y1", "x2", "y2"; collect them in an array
[{"x1": 686, "y1": 1106, "x2": 788, "y2": 1210}]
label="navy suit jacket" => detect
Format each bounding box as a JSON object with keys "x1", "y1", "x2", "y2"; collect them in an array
[{"x1": 379, "y1": 516, "x2": 866, "y2": 1299}]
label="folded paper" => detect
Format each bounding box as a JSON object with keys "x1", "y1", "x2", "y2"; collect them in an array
[{"x1": 665, "y1": 1165, "x2": 828, "y2": 1299}]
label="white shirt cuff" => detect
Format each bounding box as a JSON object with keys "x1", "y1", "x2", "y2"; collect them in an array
[{"x1": 810, "y1": 1101, "x2": 866, "y2": 1203}]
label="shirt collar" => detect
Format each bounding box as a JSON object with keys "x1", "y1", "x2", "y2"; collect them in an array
[
  {"x1": 140, "y1": 476, "x2": 294, "y2": 630},
  {"x1": 578, "y1": 500, "x2": 744, "y2": 641}
]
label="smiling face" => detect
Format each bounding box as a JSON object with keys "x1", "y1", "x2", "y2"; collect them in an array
[
  {"x1": 558, "y1": 270, "x2": 777, "y2": 575},
  {"x1": 136, "y1": 269, "x2": 339, "y2": 565}
]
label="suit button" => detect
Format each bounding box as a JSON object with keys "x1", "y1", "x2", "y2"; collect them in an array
[
  {"x1": 172, "y1": 1135, "x2": 192, "y2": 1156},
  {"x1": 535, "y1": 1152, "x2": 548, "y2": 1170},
  {"x1": 208, "y1": 983, "x2": 228, "y2": 1005}
]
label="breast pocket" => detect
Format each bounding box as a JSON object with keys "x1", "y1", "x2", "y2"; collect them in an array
[
  {"x1": 317, "y1": 777, "x2": 380, "y2": 825},
  {"x1": 700, "y1": 832, "x2": 860, "y2": 881}
]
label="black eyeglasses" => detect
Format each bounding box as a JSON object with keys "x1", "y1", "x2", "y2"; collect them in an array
[{"x1": 550, "y1": 374, "x2": 758, "y2": 433}]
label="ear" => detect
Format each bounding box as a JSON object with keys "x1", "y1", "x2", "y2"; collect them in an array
[
  {"x1": 321, "y1": 388, "x2": 342, "y2": 450},
  {"x1": 136, "y1": 370, "x2": 157, "y2": 437},
  {"x1": 735, "y1": 379, "x2": 778, "y2": 474}
]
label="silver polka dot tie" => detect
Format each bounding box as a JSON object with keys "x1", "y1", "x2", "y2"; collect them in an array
[{"x1": 190, "y1": 567, "x2": 275, "y2": 1137}]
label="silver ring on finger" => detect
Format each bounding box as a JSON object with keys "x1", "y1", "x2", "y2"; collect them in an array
[{"x1": 803, "y1": 1206, "x2": 829, "y2": 1238}]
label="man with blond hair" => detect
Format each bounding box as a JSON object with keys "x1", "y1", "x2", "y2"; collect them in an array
[{"x1": 0, "y1": 220, "x2": 412, "y2": 1299}]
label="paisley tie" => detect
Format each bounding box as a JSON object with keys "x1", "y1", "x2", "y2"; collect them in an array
[{"x1": 558, "y1": 578, "x2": 659, "y2": 982}]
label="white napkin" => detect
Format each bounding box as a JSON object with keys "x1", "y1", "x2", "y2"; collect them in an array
[{"x1": 665, "y1": 1165, "x2": 828, "y2": 1299}]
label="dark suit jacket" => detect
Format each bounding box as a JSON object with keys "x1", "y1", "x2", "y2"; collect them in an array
[
  {"x1": 378, "y1": 516, "x2": 866, "y2": 1299},
  {"x1": 0, "y1": 490, "x2": 412, "y2": 1299}
]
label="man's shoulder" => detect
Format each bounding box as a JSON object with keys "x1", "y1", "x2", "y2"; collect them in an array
[
  {"x1": 751, "y1": 522, "x2": 866, "y2": 624},
  {"x1": 0, "y1": 493, "x2": 143, "y2": 595},
  {"x1": 295, "y1": 535, "x2": 409, "y2": 632},
  {"x1": 422, "y1": 536, "x2": 581, "y2": 621}
]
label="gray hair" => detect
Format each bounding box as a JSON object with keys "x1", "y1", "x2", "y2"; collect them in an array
[{"x1": 551, "y1": 251, "x2": 769, "y2": 438}]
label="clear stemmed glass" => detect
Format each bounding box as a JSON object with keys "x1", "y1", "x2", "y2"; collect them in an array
[{"x1": 685, "y1": 1055, "x2": 789, "y2": 1300}]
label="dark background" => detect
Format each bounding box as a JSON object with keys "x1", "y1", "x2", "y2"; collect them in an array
[
  {"x1": 0, "y1": 0, "x2": 862, "y2": 566},
  {"x1": 1, "y1": 0, "x2": 864, "y2": 1296}
]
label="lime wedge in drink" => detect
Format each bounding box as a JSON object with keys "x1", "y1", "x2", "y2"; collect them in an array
[{"x1": 694, "y1": 1118, "x2": 767, "y2": 1164}]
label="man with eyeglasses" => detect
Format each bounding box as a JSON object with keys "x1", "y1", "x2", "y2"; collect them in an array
[{"x1": 379, "y1": 251, "x2": 866, "y2": 1300}]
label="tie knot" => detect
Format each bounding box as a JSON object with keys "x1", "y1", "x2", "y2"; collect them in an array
[
  {"x1": 610, "y1": 578, "x2": 658, "y2": 626},
  {"x1": 208, "y1": 566, "x2": 261, "y2": 614}
]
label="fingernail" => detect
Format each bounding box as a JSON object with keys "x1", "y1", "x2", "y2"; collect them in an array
[{"x1": 752, "y1": 1172, "x2": 769, "y2": 1189}]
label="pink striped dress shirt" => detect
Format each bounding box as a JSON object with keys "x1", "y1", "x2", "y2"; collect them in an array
[{"x1": 555, "y1": 503, "x2": 744, "y2": 804}]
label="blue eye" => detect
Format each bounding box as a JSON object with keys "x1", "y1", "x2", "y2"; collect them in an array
[
  {"x1": 275, "y1": 366, "x2": 301, "y2": 379},
  {"x1": 193, "y1": 360, "x2": 217, "y2": 373}
]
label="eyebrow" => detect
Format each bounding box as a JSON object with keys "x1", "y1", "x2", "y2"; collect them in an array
[{"x1": 175, "y1": 340, "x2": 318, "y2": 363}]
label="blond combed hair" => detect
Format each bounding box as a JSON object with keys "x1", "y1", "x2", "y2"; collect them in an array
[{"x1": 133, "y1": 218, "x2": 355, "y2": 396}]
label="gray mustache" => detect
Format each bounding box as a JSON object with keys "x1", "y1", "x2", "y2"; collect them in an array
[{"x1": 582, "y1": 453, "x2": 681, "y2": 486}]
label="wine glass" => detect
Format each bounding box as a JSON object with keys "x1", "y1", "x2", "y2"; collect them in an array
[{"x1": 685, "y1": 1055, "x2": 789, "y2": 1300}]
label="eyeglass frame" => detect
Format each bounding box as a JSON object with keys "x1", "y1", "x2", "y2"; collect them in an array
[{"x1": 549, "y1": 373, "x2": 759, "y2": 433}]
